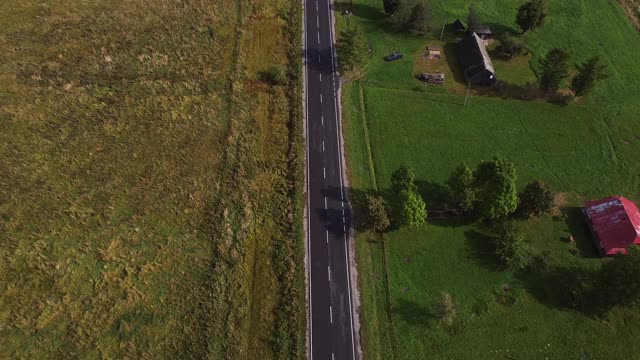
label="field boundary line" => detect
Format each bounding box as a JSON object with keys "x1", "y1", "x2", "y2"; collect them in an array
[
  {"x1": 357, "y1": 81, "x2": 399, "y2": 360},
  {"x1": 358, "y1": 81, "x2": 379, "y2": 192}
]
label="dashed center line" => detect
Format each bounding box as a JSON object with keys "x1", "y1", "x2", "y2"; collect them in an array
[
  {"x1": 322, "y1": 140, "x2": 325, "y2": 152},
  {"x1": 323, "y1": 167, "x2": 326, "y2": 179},
  {"x1": 321, "y1": 115, "x2": 324, "y2": 126},
  {"x1": 326, "y1": 230, "x2": 329, "y2": 244},
  {"x1": 329, "y1": 306, "x2": 333, "y2": 324},
  {"x1": 324, "y1": 196, "x2": 327, "y2": 209},
  {"x1": 320, "y1": 93, "x2": 323, "y2": 103},
  {"x1": 328, "y1": 266, "x2": 331, "y2": 282}
]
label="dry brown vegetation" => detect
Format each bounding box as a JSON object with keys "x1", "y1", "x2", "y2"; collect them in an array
[{"x1": 0, "y1": 0, "x2": 304, "y2": 358}]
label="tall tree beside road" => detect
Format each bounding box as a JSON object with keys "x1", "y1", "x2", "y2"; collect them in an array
[
  {"x1": 391, "y1": 165, "x2": 427, "y2": 227},
  {"x1": 540, "y1": 48, "x2": 571, "y2": 92},
  {"x1": 571, "y1": 56, "x2": 608, "y2": 96},
  {"x1": 516, "y1": 0, "x2": 547, "y2": 33},
  {"x1": 366, "y1": 195, "x2": 391, "y2": 233},
  {"x1": 337, "y1": 22, "x2": 369, "y2": 72}
]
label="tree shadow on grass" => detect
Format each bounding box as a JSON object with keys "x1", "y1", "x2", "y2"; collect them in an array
[
  {"x1": 393, "y1": 297, "x2": 434, "y2": 327},
  {"x1": 515, "y1": 261, "x2": 598, "y2": 315},
  {"x1": 333, "y1": 2, "x2": 386, "y2": 22},
  {"x1": 416, "y1": 180, "x2": 449, "y2": 209},
  {"x1": 463, "y1": 229, "x2": 502, "y2": 271},
  {"x1": 562, "y1": 206, "x2": 600, "y2": 258}
]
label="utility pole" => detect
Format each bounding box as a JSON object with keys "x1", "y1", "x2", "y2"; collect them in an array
[
  {"x1": 464, "y1": 81, "x2": 471, "y2": 106},
  {"x1": 439, "y1": 19, "x2": 447, "y2": 40}
]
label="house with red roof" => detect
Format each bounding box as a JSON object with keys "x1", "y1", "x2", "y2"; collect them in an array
[{"x1": 584, "y1": 196, "x2": 640, "y2": 256}]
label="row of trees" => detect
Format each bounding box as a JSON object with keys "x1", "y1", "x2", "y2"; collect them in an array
[
  {"x1": 540, "y1": 49, "x2": 608, "y2": 96},
  {"x1": 365, "y1": 165, "x2": 427, "y2": 233}
]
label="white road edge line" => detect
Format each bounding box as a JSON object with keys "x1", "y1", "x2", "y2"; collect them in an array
[
  {"x1": 303, "y1": 0, "x2": 313, "y2": 358},
  {"x1": 326, "y1": 0, "x2": 357, "y2": 356}
]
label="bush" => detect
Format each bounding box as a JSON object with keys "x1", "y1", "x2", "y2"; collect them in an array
[
  {"x1": 262, "y1": 64, "x2": 289, "y2": 85},
  {"x1": 496, "y1": 225, "x2": 531, "y2": 270},
  {"x1": 365, "y1": 194, "x2": 391, "y2": 233},
  {"x1": 436, "y1": 292, "x2": 456, "y2": 327},
  {"x1": 518, "y1": 180, "x2": 554, "y2": 217},
  {"x1": 495, "y1": 33, "x2": 525, "y2": 60}
]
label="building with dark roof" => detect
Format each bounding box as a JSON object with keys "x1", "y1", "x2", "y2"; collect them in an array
[
  {"x1": 452, "y1": 19, "x2": 465, "y2": 32},
  {"x1": 584, "y1": 196, "x2": 640, "y2": 256},
  {"x1": 458, "y1": 32, "x2": 496, "y2": 86},
  {"x1": 472, "y1": 25, "x2": 493, "y2": 39}
]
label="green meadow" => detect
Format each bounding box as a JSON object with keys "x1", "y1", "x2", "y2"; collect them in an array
[{"x1": 339, "y1": 0, "x2": 640, "y2": 358}]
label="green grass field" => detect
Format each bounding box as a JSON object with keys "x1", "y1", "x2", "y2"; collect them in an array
[
  {"x1": 340, "y1": 0, "x2": 640, "y2": 358},
  {"x1": 0, "y1": 0, "x2": 304, "y2": 358}
]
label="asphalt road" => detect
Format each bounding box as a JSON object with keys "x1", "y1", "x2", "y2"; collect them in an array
[{"x1": 304, "y1": 0, "x2": 357, "y2": 359}]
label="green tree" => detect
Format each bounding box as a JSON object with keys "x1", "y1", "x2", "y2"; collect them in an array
[
  {"x1": 571, "y1": 56, "x2": 609, "y2": 97},
  {"x1": 516, "y1": 0, "x2": 547, "y2": 33},
  {"x1": 383, "y1": 0, "x2": 400, "y2": 15},
  {"x1": 540, "y1": 48, "x2": 570, "y2": 92},
  {"x1": 390, "y1": 1, "x2": 431, "y2": 33},
  {"x1": 447, "y1": 162, "x2": 476, "y2": 212},
  {"x1": 436, "y1": 292, "x2": 456, "y2": 327},
  {"x1": 474, "y1": 156, "x2": 518, "y2": 219},
  {"x1": 518, "y1": 180, "x2": 554, "y2": 217},
  {"x1": 365, "y1": 194, "x2": 391, "y2": 233},
  {"x1": 395, "y1": 189, "x2": 427, "y2": 226},
  {"x1": 467, "y1": 5, "x2": 480, "y2": 32},
  {"x1": 596, "y1": 246, "x2": 640, "y2": 309},
  {"x1": 391, "y1": 164, "x2": 416, "y2": 194},
  {"x1": 336, "y1": 22, "x2": 369, "y2": 72},
  {"x1": 496, "y1": 226, "x2": 531, "y2": 269},
  {"x1": 495, "y1": 33, "x2": 525, "y2": 60}
]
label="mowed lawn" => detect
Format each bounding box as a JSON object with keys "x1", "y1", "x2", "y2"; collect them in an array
[{"x1": 340, "y1": 0, "x2": 640, "y2": 359}]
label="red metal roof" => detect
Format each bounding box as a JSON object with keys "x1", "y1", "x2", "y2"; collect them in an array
[{"x1": 585, "y1": 196, "x2": 640, "y2": 255}]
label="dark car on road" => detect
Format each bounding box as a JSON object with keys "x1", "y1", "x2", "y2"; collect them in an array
[{"x1": 384, "y1": 52, "x2": 403, "y2": 61}]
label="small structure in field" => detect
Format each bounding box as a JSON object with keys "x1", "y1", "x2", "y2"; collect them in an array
[
  {"x1": 417, "y1": 73, "x2": 445, "y2": 85},
  {"x1": 472, "y1": 25, "x2": 493, "y2": 40},
  {"x1": 427, "y1": 45, "x2": 441, "y2": 60},
  {"x1": 452, "y1": 19, "x2": 466, "y2": 32},
  {"x1": 584, "y1": 196, "x2": 640, "y2": 256},
  {"x1": 458, "y1": 32, "x2": 496, "y2": 85}
]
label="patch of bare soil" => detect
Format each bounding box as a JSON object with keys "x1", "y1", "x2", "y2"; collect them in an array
[
  {"x1": 552, "y1": 192, "x2": 568, "y2": 216},
  {"x1": 618, "y1": 0, "x2": 640, "y2": 31}
]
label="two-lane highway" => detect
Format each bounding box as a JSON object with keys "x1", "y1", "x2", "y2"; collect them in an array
[{"x1": 304, "y1": 0, "x2": 357, "y2": 358}]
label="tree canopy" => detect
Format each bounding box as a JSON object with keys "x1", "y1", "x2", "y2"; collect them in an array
[
  {"x1": 496, "y1": 225, "x2": 531, "y2": 270},
  {"x1": 447, "y1": 162, "x2": 476, "y2": 213},
  {"x1": 390, "y1": 0, "x2": 432, "y2": 33},
  {"x1": 540, "y1": 48, "x2": 570, "y2": 91},
  {"x1": 516, "y1": 0, "x2": 547, "y2": 33},
  {"x1": 467, "y1": 5, "x2": 480, "y2": 32},
  {"x1": 395, "y1": 189, "x2": 427, "y2": 227},
  {"x1": 495, "y1": 33, "x2": 525, "y2": 60},
  {"x1": 366, "y1": 194, "x2": 391, "y2": 233},
  {"x1": 336, "y1": 22, "x2": 369, "y2": 72},
  {"x1": 571, "y1": 56, "x2": 608, "y2": 97},
  {"x1": 383, "y1": 0, "x2": 400, "y2": 15},
  {"x1": 474, "y1": 156, "x2": 518, "y2": 219},
  {"x1": 518, "y1": 180, "x2": 554, "y2": 217},
  {"x1": 391, "y1": 164, "x2": 417, "y2": 194}
]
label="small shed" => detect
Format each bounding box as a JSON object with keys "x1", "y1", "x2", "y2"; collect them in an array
[
  {"x1": 584, "y1": 196, "x2": 640, "y2": 256},
  {"x1": 472, "y1": 25, "x2": 493, "y2": 40},
  {"x1": 452, "y1": 19, "x2": 465, "y2": 32}
]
